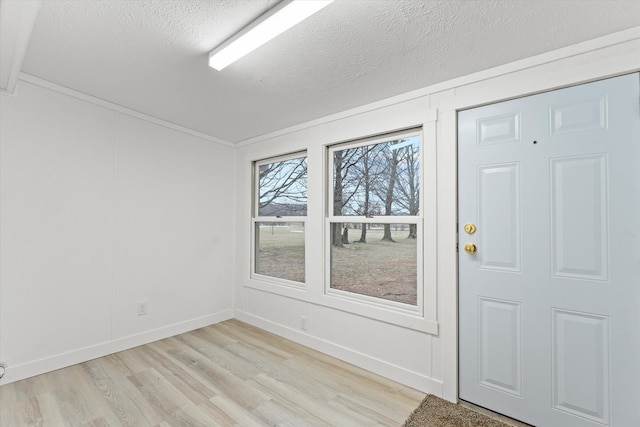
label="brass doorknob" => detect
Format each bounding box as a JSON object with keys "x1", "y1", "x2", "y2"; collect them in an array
[{"x1": 464, "y1": 243, "x2": 477, "y2": 254}]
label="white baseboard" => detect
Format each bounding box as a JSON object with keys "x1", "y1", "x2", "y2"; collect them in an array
[
  {"x1": 0, "y1": 310, "x2": 233, "y2": 385},
  {"x1": 234, "y1": 310, "x2": 443, "y2": 396},
  {"x1": 2, "y1": 309, "x2": 442, "y2": 398}
]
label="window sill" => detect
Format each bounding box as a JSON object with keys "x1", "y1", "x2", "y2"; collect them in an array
[{"x1": 243, "y1": 276, "x2": 438, "y2": 335}]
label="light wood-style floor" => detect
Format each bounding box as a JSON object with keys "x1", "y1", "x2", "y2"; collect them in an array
[{"x1": 0, "y1": 319, "x2": 425, "y2": 426}]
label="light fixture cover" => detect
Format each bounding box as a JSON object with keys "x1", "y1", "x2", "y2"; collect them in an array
[{"x1": 209, "y1": 0, "x2": 333, "y2": 71}]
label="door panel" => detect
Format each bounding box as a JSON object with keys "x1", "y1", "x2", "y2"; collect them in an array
[
  {"x1": 478, "y1": 163, "x2": 521, "y2": 272},
  {"x1": 479, "y1": 297, "x2": 522, "y2": 396},
  {"x1": 459, "y1": 74, "x2": 640, "y2": 427},
  {"x1": 551, "y1": 154, "x2": 608, "y2": 280},
  {"x1": 477, "y1": 111, "x2": 521, "y2": 145},
  {"x1": 549, "y1": 97, "x2": 607, "y2": 135},
  {"x1": 552, "y1": 309, "x2": 609, "y2": 424}
]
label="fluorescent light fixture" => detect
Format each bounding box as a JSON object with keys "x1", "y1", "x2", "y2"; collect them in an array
[{"x1": 208, "y1": 0, "x2": 333, "y2": 71}]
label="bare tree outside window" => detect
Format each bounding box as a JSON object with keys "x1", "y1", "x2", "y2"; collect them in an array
[
  {"x1": 254, "y1": 154, "x2": 307, "y2": 284},
  {"x1": 394, "y1": 141, "x2": 420, "y2": 238},
  {"x1": 333, "y1": 137, "x2": 420, "y2": 218},
  {"x1": 329, "y1": 133, "x2": 421, "y2": 305},
  {"x1": 331, "y1": 147, "x2": 369, "y2": 247},
  {"x1": 259, "y1": 156, "x2": 307, "y2": 216}
]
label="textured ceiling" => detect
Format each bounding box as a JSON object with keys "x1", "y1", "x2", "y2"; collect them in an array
[{"x1": 20, "y1": 0, "x2": 640, "y2": 143}]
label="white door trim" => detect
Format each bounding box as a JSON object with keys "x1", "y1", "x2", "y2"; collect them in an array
[{"x1": 435, "y1": 38, "x2": 640, "y2": 403}]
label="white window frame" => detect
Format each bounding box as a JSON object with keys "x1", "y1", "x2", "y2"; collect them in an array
[
  {"x1": 326, "y1": 128, "x2": 423, "y2": 310},
  {"x1": 323, "y1": 124, "x2": 438, "y2": 334},
  {"x1": 251, "y1": 151, "x2": 308, "y2": 288},
  {"x1": 244, "y1": 108, "x2": 438, "y2": 334}
]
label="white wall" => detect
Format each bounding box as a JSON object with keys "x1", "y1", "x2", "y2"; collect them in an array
[
  {"x1": 0, "y1": 79, "x2": 235, "y2": 384},
  {"x1": 234, "y1": 29, "x2": 640, "y2": 402}
]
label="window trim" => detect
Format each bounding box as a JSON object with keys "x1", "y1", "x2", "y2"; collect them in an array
[
  {"x1": 251, "y1": 151, "x2": 308, "y2": 287},
  {"x1": 243, "y1": 108, "x2": 439, "y2": 335},
  {"x1": 325, "y1": 128, "x2": 424, "y2": 315}
]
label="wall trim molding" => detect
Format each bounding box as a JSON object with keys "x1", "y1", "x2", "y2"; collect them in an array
[
  {"x1": 0, "y1": 1, "x2": 41, "y2": 94},
  {"x1": 235, "y1": 310, "x2": 443, "y2": 396},
  {"x1": 15, "y1": 73, "x2": 235, "y2": 148},
  {"x1": 236, "y1": 26, "x2": 640, "y2": 148},
  {"x1": 0, "y1": 310, "x2": 233, "y2": 386}
]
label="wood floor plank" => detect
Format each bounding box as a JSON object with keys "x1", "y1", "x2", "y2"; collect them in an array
[
  {"x1": 134, "y1": 344, "x2": 217, "y2": 405},
  {"x1": 326, "y1": 396, "x2": 390, "y2": 427},
  {"x1": 209, "y1": 394, "x2": 266, "y2": 427},
  {"x1": 251, "y1": 373, "x2": 356, "y2": 426},
  {"x1": 128, "y1": 369, "x2": 186, "y2": 418},
  {"x1": 173, "y1": 333, "x2": 262, "y2": 382},
  {"x1": 52, "y1": 386, "x2": 93, "y2": 426},
  {"x1": 0, "y1": 320, "x2": 425, "y2": 426},
  {"x1": 113, "y1": 348, "x2": 152, "y2": 375},
  {"x1": 252, "y1": 398, "x2": 326, "y2": 427},
  {"x1": 0, "y1": 383, "x2": 20, "y2": 426},
  {"x1": 335, "y1": 391, "x2": 411, "y2": 425},
  {"x1": 37, "y1": 392, "x2": 69, "y2": 426},
  {"x1": 161, "y1": 401, "x2": 218, "y2": 427},
  {"x1": 82, "y1": 358, "x2": 163, "y2": 426},
  {"x1": 194, "y1": 398, "x2": 239, "y2": 427},
  {"x1": 84, "y1": 417, "x2": 113, "y2": 427}
]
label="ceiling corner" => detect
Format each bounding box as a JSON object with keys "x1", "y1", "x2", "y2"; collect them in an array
[{"x1": 0, "y1": 0, "x2": 41, "y2": 94}]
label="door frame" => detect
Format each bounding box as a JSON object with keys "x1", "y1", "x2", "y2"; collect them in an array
[{"x1": 429, "y1": 32, "x2": 639, "y2": 402}]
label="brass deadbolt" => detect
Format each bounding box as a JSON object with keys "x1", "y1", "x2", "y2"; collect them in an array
[{"x1": 463, "y1": 223, "x2": 476, "y2": 234}]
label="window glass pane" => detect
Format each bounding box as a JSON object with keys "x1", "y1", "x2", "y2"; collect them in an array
[
  {"x1": 330, "y1": 223, "x2": 417, "y2": 305},
  {"x1": 332, "y1": 135, "x2": 419, "y2": 216},
  {"x1": 255, "y1": 222, "x2": 305, "y2": 283},
  {"x1": 258, "y1": 156, "x2": 307, "y2": 216}
]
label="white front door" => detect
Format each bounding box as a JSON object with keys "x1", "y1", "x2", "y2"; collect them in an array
[{"x1": 458, "y1": 74, "x2": 640, "y2": 427}]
